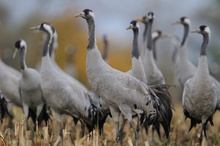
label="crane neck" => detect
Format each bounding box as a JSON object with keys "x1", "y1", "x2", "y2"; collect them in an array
[
  {"x1": 152, "y1": 37, "x2": 159, "y2": 60},
  {"x1": 19, "y1": 46, "x2": 27, "y2": 70},
  {"x1": 102, "y1": 40, "x2": 108, "y2": 61},
  {"x1": 181, "y1": 24, "x2": 189, "y2": 47},
  {"x1": 143, "y1": 22, "x2": 148, "y2": 43},
  {"x1": 200, "y1": 33, "x2": 209, "y2": 56},
  {"x1": 42, "y1": 32, "x2": 53, "y2": 57},
  {"x1": 49, "y1": 36, "x2": 55, "y2": 58},
  {"x1": 87, "y1": 18, "x2": 97, "y2": 50},
  {"x1": 146, "y1": 20, "x2": 153, "y2": 50},
  {"x1": 132, "y1": 28, "x2": 140, "y2": 59}
]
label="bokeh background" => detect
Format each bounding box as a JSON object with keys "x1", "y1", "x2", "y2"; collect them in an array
[
  {"x1": 1, "y1": 1, "x2": 220, "y2": 145},
  {"x1": 1, "y1": 0, "x2": 220, "y2": 102}
]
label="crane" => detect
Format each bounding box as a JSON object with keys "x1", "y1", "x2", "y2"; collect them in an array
[
  {"x1": 75, "y1": 9, "x2": 163, "y2": 146},
  {"x1": 13, "y1": 39, "x2": 50, "y2": 130},
  {"x1": 137, "y1": 13, "x2": 173, "y2": 141},
  {"x1": 172, "y1": 16, "x2": 220, "y2": 109},
  {"x1": 30, "y1": 22, "x2": 98, "y2": 141},
  {"x1": 182, "y1": 25, "x2": 217, "y2": 144}
]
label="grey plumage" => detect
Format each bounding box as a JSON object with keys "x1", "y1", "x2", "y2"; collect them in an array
[
  {"x1": 13, "y1": 39, "x2": 50, "y2": 130},
  {"x1": 137, "y1": 13, "x2": 173, "y2": 141},
  {"x1": 138, "y1": 12, "x2": 165, "y2": 85},
  {"x1": 102, "y1": 34, "x2": 109, "y2": 62},
  {"x1": 173, "y1": 17, "x2": 220, "y2": 109},
  {"x1": 0, "y1": 59, "x2": 21, "y2": 107},
  {"x1": 182, "y1": 25, "x2": 217, "y2": 143},
  {"x1": 30, "y1": 22, "x2": 97, "y2": 137},
  {"x1": 172, "y1": 17, "x2": 197, "y2": 88},
  {"x1": 126, "y1": 20, "x2": 147, "y2": 84},
  {"x1": 152, "y1": 30, "x2": 169, "y2": 61},
  {"x1": 75, "y1": 9, "x2": 161, "y2": 146}
]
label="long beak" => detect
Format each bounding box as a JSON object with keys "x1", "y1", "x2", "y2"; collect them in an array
[
  {"x1": 30, "y1": 25, "x2": 40, "y2": 30},
  {"x1": 13, "y1": 49, "x2": 18, "y2": 59},
  {"x1": 191, "y1": 29, "x2": 200, "y2": 33},
  {"x1": 171, "y1": 20, "x2": 180, "y2": 25},
  {"x1": 126, "y1": 25, "x2": 132, "y2": 30},
  {"x1": 74, "y1": 12, "x2": 84, "y2": 18}
]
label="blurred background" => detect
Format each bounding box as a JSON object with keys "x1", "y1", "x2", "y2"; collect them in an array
[{"x1": 1, "y1": 0, "x2": 220, "y2": 103}]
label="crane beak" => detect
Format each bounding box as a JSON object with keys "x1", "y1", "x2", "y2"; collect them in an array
[
  {"x1": 171, "y1": 20, "x2": 181, "y2": 25},
  {"x1": 74, "y1": 12, "x2": 84, "y2": 18},
  {"x1": 126, "y1": 25, "x2": 132, "y2": 30},
  {"x1": 191, "y1": 29, "x2": 200, "y2": 33},
  {"x1": 12, "y1": 49, "x2": 18, "y2": 59},
  {"x1": 30, "y1": 25, "x2": 40, "y2": 30}
]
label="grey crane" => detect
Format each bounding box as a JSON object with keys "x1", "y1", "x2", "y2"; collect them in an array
[
  {"x1": 75, "y1": 9, "x2": 163, "y2": 146},
  {"x1": 30, "y1": 22, "x2": 97, "y2": 138},
  {"x1": 0, "y1": 59, "x2": 21, "y2": 107},
  {"x1": 126, "y1": 20, "x2": 172, "y2": 142},
  {"x1": 137, "y1": 13, "x2": 173, "y2": 141},
  {"x1": 172, "y1": 17, "x2": 197, "y2": 88},
  {"x1": 172, "y1": 17, "x2": 220, "y2": 109},
  {"x1": 182, "y1": 25, "x2": 217, "y2": 144},
  {"x1": 13, "y1": 39, "x2": 50, "y2": 130},
  {"x1": 50, "y1": 27, "x2": 109, "y2": 135},
  {"x1": 126, "y1": 20, "x2": 147, "y2": 84},
  {"x1": 137, "y1": 12, "x2": 165, "y2": 85},
  {"x1": 152, "y1": 30, "x2": 169, "y2": 61},
  {"x1": 102, "y1": 34, "x2": 109, "y2": 62},
  {"x1": 0, "y1": 56, "x2": 23, "y2": 128}
]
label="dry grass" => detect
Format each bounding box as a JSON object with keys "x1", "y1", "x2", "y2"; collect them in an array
[{"x1": 0, "y1": 104, "x2": 220, "y2": 146}]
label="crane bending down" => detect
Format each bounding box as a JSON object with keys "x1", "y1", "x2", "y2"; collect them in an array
[
  {"x1": 75, "y1": 9, "x2": 164, "y2": 146},
  {"x1": 182, "y1": 25, "x2": 217, "y2": 144}
]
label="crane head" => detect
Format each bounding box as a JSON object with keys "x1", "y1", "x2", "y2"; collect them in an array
[
  {"x1": 74, "y1": 9, "x2": 95, "y2": 20},
  {"x1": 30, "y1": 22, "x2": 55, "y2": 37},
  {"x1": 126, "y1": 20, "x2": 139, "y2": 30},
  {"x1": 13, "y1": 39, "x2": 26, "y2": 59}
]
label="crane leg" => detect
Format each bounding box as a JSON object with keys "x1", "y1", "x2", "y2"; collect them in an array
[{"x1": 116, "y1": 118, "x2": 126, "y2": 145}]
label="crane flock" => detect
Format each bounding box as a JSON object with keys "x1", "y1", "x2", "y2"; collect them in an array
[{"x1": 0, "y1": 8, "x2": 220, "y2": 146}]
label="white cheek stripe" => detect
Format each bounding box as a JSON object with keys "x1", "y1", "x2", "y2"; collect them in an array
[
  {"x1": 152, "y1": 32, "x2": 158, "y2": 39},
  {"x1": 20, "y1": 40, "x2": 27, "y2": 48},
  {"x1": 43, "y1": 23, "x2": 54, "y2": 36},
  {"x1": 184, "y1": 18, "x2": 190, "y2": 25}
]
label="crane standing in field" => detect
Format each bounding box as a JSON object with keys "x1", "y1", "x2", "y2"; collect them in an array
[
  {"x1": 13, "y1": 39, "x2": 50, "y2": 130},
  {"x1": 182, "y1": 25, "x2": 217, "y2": 144},
  {"x1": 75, "y1": 9, "x2": 164, "y2": 146},
  {"x1": 172, "y1": 16, "x2": 220, "y2": 109},
  {"x1": 30, "y1": 22, "x2": 98, "y2": 143},
  {"x1": 137, "y1": 13, "x2": 173, "y2": 142}
]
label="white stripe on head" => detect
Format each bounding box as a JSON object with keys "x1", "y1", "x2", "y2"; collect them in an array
[
  {"x1": 184, "y1": 18, "x2": 190, "y2": 25},
  {"x1": 152, "y1": 31, "x2": 159, "y2": 39},
  {"x1": 20, "y1": 40, "x2": 27, "y2": 48},
  {"x1": 136, "y1": 22, "x2": 140, "y2": 29},
  {"x1": 204, "y1": 26, "x2": 211, "y2": 34},
  {"x1": 43, "y1": 23, "x2": 54, "y2": 37},
  {"x1": 89, "y1": 11, "x2": 95, "y2": 19}
]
